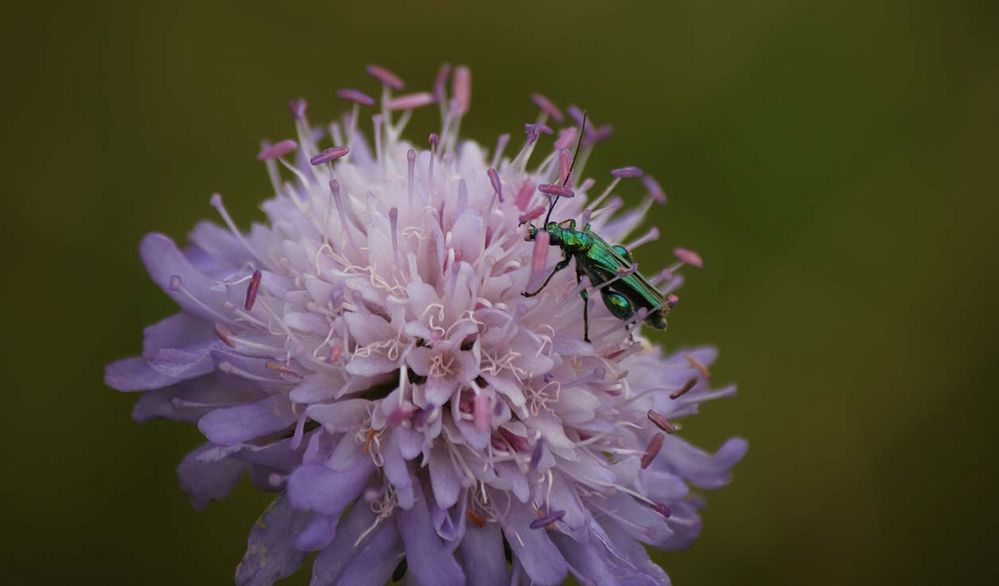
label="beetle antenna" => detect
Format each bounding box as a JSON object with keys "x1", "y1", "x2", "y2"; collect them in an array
[{"x1": 544, "y1": 111, "x2": 587, "y2": 226}]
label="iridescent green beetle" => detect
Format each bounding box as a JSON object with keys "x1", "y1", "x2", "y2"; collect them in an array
[{"x1": 522, "y1": 115, "x2": 671, "y2": 342}]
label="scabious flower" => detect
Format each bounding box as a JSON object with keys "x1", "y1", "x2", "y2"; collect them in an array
[{"x1": 106, "y1": 64, "x2": 747, "y2": 586}]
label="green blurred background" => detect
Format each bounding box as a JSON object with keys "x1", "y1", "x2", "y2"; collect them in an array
[{"x1": 2, "y1": 0, "x2": 996, "y2": 584}]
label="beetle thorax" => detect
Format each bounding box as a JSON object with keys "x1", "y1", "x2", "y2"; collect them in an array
[{"x1": 547, "y1": 223, "x2": 591, "y2": 252}]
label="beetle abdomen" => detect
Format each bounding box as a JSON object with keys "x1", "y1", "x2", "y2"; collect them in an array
[{"x1": 644, "y1": 309, "x2": 669, "y2": 330}]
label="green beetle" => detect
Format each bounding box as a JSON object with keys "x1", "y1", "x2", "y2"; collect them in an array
[{"x1": 523, "y1": 217, "x2": 669, "y2": 342}]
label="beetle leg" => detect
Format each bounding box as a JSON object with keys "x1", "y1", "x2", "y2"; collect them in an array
[
  {"x1": 522, "y1": 254, "x2": 571, "y2": 297},
  {"x1": 580, "y1": 287, "x2": 590, "y2": 343}
]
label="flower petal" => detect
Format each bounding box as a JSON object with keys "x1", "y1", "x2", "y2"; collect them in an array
[
  {"x1": 458, "y1": 522, "x2": 510, "y2": 586},
  {"x1": 131, "y1": 372, "x2": 261, "y2": 423},
  {"x1": 396, "y1": 484, "x2": 465, "y2": 586},
  {"x1": 332, "y1": 518, "x2": 403, "y2": 585},
  {"x1": 177, "y1": 443, "x2": 246, "y2": 510},
  {"x1": 140, "y1": 233, "x2": 229, "y2": 320},
  {"x1": 552, "y1": 520, "x2": 671, "y2": 586},
  {"x1": 286, "y1": 460, "x2": 373, "y2": 516},
  {"x1": 198, "y1": 395, "x2": 297, "y2": 445},
  {"x1": 235, "y1": 495, "x2": 310, "y2": 586},
  {"x1": 660, "y1": 436, "x2": 748, "y2": 489},
  {"x1": 104, "y1": 357, "x2": 178, "y2": 391},
  {"x1": 305, "y1": 399, "x2": 370, "y2": 432},
  {"x1": 142, "y1": 312, "x2": 212, "y2": 358},
  {"x1": 382, "y1": 432, "x2": 415, "y2": 509},
  {"x1": 147, "y1": 338, "x2": 217, "y2": 380},
  {"x1": 428, "y1": 445, "x2": 461, "y2": 509},
  {"x1": 501, "y1": 503, "x2": 568, "y2": 585},
  {"x1": 294, "y1": 513, "x2": 338, "y2": 552}
]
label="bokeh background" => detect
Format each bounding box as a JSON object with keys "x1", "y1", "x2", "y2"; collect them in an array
[{"x1": 2, "y1": 0, "x2": 996, "y2": 584}]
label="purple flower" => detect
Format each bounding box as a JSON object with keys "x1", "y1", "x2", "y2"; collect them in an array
[{"x1": 106, "y1": 64, "x2": 746, "y2": 585}]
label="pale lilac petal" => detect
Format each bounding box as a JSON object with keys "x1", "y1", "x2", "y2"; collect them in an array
[
  {"x1": 547, "y1": 473, "x2": 588, "y2": 530},
  {"x1": 310, "y1": 498, "x2": 382, "y2": 584},
  {"x1": 458, "y1": 522, "x2": 510, "y2": 586},
  {"x1": 147, "y1": 338, "x2": 217, "y2": 380},
  {"x1": 289, "y1": 374, "x2": 342, "y2": 403},
  {"x1": 599, "y1": 492, "x2": 674, "y2": 547},
  {"x1": 599, "y1": 518, "x2": 675, "y2": 582},
  {"x1": 426, "y1": 375, "x2": 458, "y2": 406},
  {"x1": 177, "y1": 443, "x2": 246, "y2": 510},
  {"x1": 235, "y1": 495, "x2": 310, "y2": 586},
  {"x1": 382, "y1": 433, "x2": 415, "y2": 509},
  {"x1": 397, "y1": 485, "x2": 465, "y2": 585},
  {"x1": 141, "y1": 312, "x2": 213, "y2": 358},
  {"x1": 294, "y1": 513, "x2": 338, "y2": 551},
  {"x1": 501, "y1": 504, "x2": 568, "y2": 585},
  {"x1": 105, "y1": 357, "x2": 178, "y2": 391},
  {"x1": 428, "y1": 445, "x2": 461, "y2": 508},
  {"x1": 552, "y1": 521, "x2": 670, "y2": 586},
  {"x1": 305, "y1": 399, "x2": 370, "y2": 432},
  {"x1": 395, "y1": 426, "x2": 423, "y2": 460},
  {"x1": 345, "y1": 353, "x2": 398, "y2": 377},
  {"x1": 660, "y1": 436, "x2": 748, "y2": 489},
  {"x1": 657, "y1": 501, "x2": 703, "y2": 551},
  {"x1": 131, "y1": 372, "x2": 261, "y2": 423},
  {"x1": 639, "y1": 468, "x2": 690, "y2": 503},
  {"x1": 332, "y1": 518, "x2": 403, "y2": 585},
  {"x1": 198, "y1": 395, "x2": 297, "y2": 445},
  {"x1": 430, "y1": 499, "x2": 465, "y2": 543},
  {"x1": 286, "y1": 461, "x2": 373, "y2": 515},
  {"x1": 188, "y1": 221, "x2": 253, "y2": 269},
  {"x1": 140, "y1": 233, "x2": 229, "y2": 320}
]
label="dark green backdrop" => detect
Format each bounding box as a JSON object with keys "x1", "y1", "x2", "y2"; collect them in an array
[{"x1": 3, "y1": 1, "x2": 996, "y2": 584}]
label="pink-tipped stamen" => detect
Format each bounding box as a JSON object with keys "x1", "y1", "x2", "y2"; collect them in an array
[
  {"x1": 611, "y1": 166, "x2": 644, "y2": 178},
  {"x1": 558, "y1": 149, "x2": 572, "y2": 185},
  {"x1": 407, "y1": 149, "x2": 416, "y2": 205},
  {"x1": 256, "y1": 139, "x2": 298, "y2": 161},
  {"x1": 491, "y1": 133, "x2": 510, "y2": 169},
  {"x1": 386, "y1": 92, "x2": 435, "y2": 111},
  {"x1": 673, "y1": 247, "x2": 704, "y2": 268},
  {"x1": 529, "y1": 509, "x2": 566, "y2": 529},
  {"x1": 642, "y1": 175, "x2": 667, "y2": 204},
  {"x1": 669, "y1": 377, "x2": 699, "y2": 400},
  {"x1": 652, "y1": 503, "x2": 672, "y2": 518},
  {"x1": 336, "y1": 88, "x2": 375, "y2": 106},
  {"x1": 309, "y1": 146, "x2": 350, "y2": 166},
  {"x1": 288, "y1": 98, "x2": 307, "y2": 119},
  {"x1": 487, "y1": 168, "x2": 503, "y2": 202},
  {"x1": 519, "y1": 205, "x2": 546, "y2": 224},
  {"x1": 647, "y1": 410, "x2": 677, "y2": 434},
  {"x1": 366, "y1": 64, "x2": 404, "y2": 90},
  {"x1": 244, "y1": 270, "x2": 262, "y2": 310},
  {"x1": 531, "y1": 93, "x2": 564, "y2": 123},
  {"x1": 515, "y1": 180, "x2": 536, "y2": 211},
  {"x1": 554, "y1": 127, "x2": 577, "y2": 150},
  {"x1": 531, "y1": 231, "x2": 550, "y2": 275},
  {"x1": 538, "y1": 184, "x2": 574, "y2": 198},
  {"x1": 641, "y1": 433, "x2": 665, "y2": 469},
  {"x1": 433, "y1": 63, "x2": 452, "y2": 103},
  {"x1": 452, "y1": 65, "x2": 471, "y2": 115}
]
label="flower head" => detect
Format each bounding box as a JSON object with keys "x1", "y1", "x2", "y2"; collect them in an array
[{"x1": 106, "y1": 64, "x2": 746, "y2": 585}]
